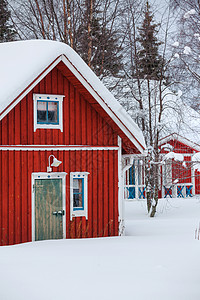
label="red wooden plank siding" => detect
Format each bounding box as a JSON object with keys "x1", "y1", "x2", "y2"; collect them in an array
[
  {"x1": 27, "y1": 93, "x2": 34, "y2": 145},
  {"x1": 114, "y1": 150, "x2": 119, "y2": 236},
  {"x1": 8, "y1": 110, "x2": 15, "y2": 244},
  {"x1": 86, "y1": 100, "x2": 92, "y2": 145},
  {"x1": 81, "y1": 95, "x2": 87, "y2": 145},
  {"x1": 97, "y1": 150, "x2": 103, "y2": 236},
  {"x1": 15, "y1": 151, "x2": 21, "y2": 244},
  {"x1": 2, "y1": 151, "x2": 8, "y2": 245},
  {"x1": 63, "y1": 77, "x2": 70, "y2": 145},
  {"x1": 92, "y1": 150, "x2": 98, "y2": 237},
  {"x1": 21, "y1": 151, "x2": 28, "y2": 243},
  {"x1": 52, "y1": 68, "x2": 59, "y2": 145},
  {"x1": 87, "y1": 151, "x2": 93, "y2": 238},
  {"x1": 103, "y1": 150, "x2": 109, "y2": 237},
  {"x1": 27, "y1": 151, "x2": 33, "y2": 241},
  {"x1": 0, "y1": 120, "x2": 1, "y2": 144},
  {"x1": 69, "y1": 83, "x2": 75, "y2": 145},
  {"x1": 75, "y1": 90, "x2": 81, "y2": 145},
  {"x1": 108, "y1": 150, "x2": 114, "y2": 236},
  {"x1": 0, "y1": 150, "x2": 2, "y2": 245}
]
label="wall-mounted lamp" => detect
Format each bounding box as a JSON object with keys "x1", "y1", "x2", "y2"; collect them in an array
[{"x1": 47, "y1": 155, "x2": 62, "y2": 172}]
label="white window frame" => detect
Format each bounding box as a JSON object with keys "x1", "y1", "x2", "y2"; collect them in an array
[
  {"x1": 70, "y1": 172, "x2": 89, "y2": 220},
  {"x1": 33, "y1": 94, "x2": 64, "y2": 132},
  {"x1": 31, "y1": 172, "x2": 67, "y2": 241}
]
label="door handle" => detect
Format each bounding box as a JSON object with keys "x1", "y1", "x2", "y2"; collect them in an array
[
  {"x1": 53, "y1": 210, "x2": 65, "y2": 216},
  {"x1": 57, "y1": 210, "x2": 65, "y2": 216}
]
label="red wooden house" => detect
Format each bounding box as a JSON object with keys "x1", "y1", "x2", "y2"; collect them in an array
[
  {"x1": 159, "y1": 133, "x2": 200, "y2": 198},
  {"x1": 0, "y1": 40, "x2": 145, "y2": 246}
]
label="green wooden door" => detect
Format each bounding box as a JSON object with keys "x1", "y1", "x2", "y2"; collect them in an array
[{"x1": 35, "y1": 179, "x2": 63, "y2": 241}]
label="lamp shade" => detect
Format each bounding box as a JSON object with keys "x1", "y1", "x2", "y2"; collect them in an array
[{"x1": 51, "y1": 157, "x2": 62, "y2": 167}]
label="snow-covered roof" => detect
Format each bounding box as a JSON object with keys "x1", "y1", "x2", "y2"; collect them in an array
[
  {"x1": 159, "y1": 133, "x2": 200, "y2": 152},
  {"x1": 0, "y1": 40, "x2": 145, "y2": 153}
]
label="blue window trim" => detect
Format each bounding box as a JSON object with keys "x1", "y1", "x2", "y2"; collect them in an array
[
  {"x1": 73, "y1": 178, "x2": 84, "y2": 211},
  {"x1": 37, "y1": 100, "x2": 59, "y2": 125}
]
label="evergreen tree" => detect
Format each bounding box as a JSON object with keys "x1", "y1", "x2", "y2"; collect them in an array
[
  {"x1": 136, "y1": 1, "x2": 164, "y2": 80},
  {"x1": 0, "y1": 0, "x2": 15, "y2": 42},
  {"x1": 75, "y1": 0, "x2": 123, "y2": 78}
]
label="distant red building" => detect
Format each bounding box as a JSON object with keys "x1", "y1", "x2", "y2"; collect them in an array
[
  {"x1": 0, "y1": 40, "x2": 145, "y2": 246},
  {"x1": 124, "y1": 133, "x2": 200, "y2": 200},
  {"x1": 159, "y1": 133, "x2": 200, "y2": 198}
]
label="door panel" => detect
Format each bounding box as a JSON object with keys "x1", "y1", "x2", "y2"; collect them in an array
[{"x1": 35, "y1": 179, "x2": 63, "y2": 241}]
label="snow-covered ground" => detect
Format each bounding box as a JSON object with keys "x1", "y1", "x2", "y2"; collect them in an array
[{"x1": 0, "y1": 198, "x2": 200, "y2": 300}]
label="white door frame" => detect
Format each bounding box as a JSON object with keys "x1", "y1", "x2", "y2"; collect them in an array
[{"x1": 32, "y1": 172, "x2": 67, "y2": 241}]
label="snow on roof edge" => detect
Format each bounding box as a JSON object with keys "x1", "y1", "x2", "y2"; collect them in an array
[{"x1": 159, "y1": 133, "x2": 200, "y2": 152}]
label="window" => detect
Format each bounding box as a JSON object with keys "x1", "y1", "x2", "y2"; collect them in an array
[
  {"x1": 37, "y1": 101, "x2": 58, "y2": 124},
  {"x1": 33, "y1": 94, "x2": 64, "y2": 131},
  {"x1": 70, "y1": 172, "x2": 89, "y2": 220},
  {"x1": 73, "y1": 178, "x2": 84, "y2": 210}
]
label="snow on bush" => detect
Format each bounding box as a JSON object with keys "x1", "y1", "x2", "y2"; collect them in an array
[
  {"x1": 173, "y1": 178, "x2": 179, "y2": 184},
  {"x1": 184, "y1": 9, "x2": 196, "y2": 19},
  {"x1": 161, "y1": 143, "x2": 174, "y2": 151},
  {"x1": 194, "y1": 33, "x2": 200, "y2": 41},
  {"x1": 174, "y1": 53, "x2": 180, "y2": 59},
  {"x1": 163, "y1": 151, "x2": 184, "y2": 162},
  {"x1": 172, "y1": 41, "x2": 179, "y2": 47},
  {"x1": 183, "y1": 46, "x2": 192, "y2": 55}
]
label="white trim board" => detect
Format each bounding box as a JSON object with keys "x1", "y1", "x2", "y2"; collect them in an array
[
  {"x1": 0, "y1": 145, "x2": 119, "y2": 151},
  {"x1": 31, "y1": 172, "x2": 67, "y2": 241}
]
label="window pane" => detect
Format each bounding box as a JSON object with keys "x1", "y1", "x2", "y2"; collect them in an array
[
  {"x1": 73, "y1": 179, "x2": 83, "y2": 208},
  {"x1": 73, "y1": 193, "x2": 83, "y2": 208},
  {"x1": 37, "y1": 101, "x2": 47, "y2": 122},
  {"x1": 48, "y1": 102, "x2": 58, "y2": 123}
]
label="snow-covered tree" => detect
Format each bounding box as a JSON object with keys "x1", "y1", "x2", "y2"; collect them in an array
[
  {"x1": 0, "y1": 0, "x2": 15, "y2": 42},
  {"x1": 170, "y1": 0, "x2": 200, "y2": 109}
]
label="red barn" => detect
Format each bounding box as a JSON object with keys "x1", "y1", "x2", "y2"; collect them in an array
[{"x1": 0, "y1": 40, "x2": 145, "y2": 245}]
